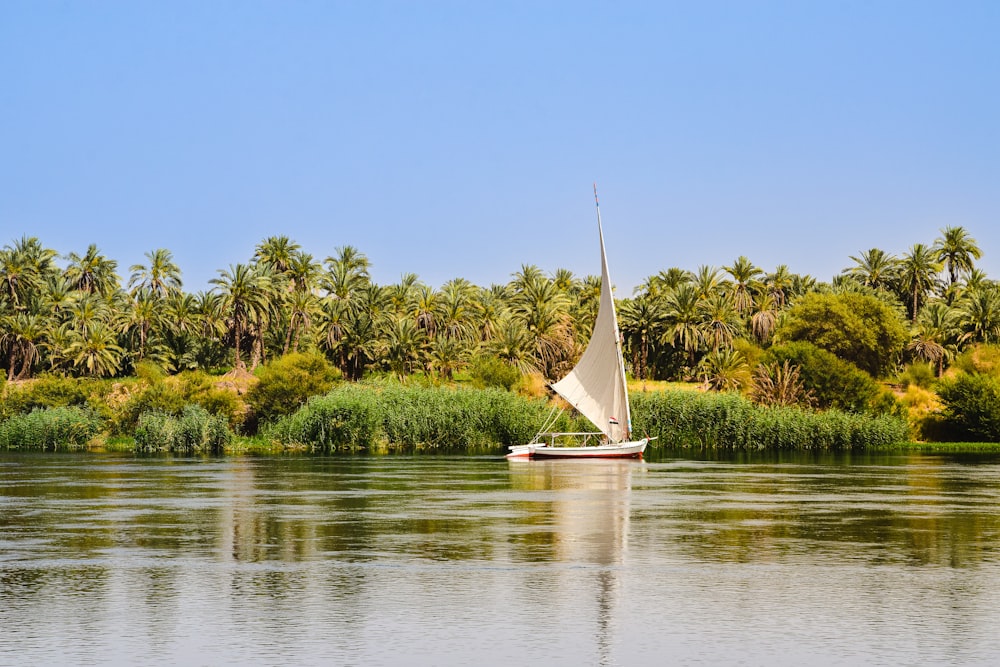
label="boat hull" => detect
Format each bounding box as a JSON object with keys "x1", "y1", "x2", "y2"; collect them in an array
[{"x1": 506, "y1": 438, "x2": 648, "y2": 460}]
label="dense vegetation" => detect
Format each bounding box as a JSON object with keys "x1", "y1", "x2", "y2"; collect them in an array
[{"x1": 1, "y1": 225, "x2": 999, "y2": 450}]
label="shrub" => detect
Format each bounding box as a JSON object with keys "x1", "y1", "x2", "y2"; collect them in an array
[
  {"x1": 952, "y1": 344, "x2": 1000, "y2": 377},
  {"x1": 763, "y1": 342, "x2": 879, "y2": 413},
  {"x1": 118, "y1": 381, "x2": 188, "y2": 433},
  {"x1": 0, "y1": 374, "x2": 91, "y2": 419},
  {"x1": 936, "y1": 373, "x2": 1000, "y2": 442},
  {"x1": 774, "y1": 291, "x2": 908, "y2": 377},
  {"x1": 898, "y1": 362, "x2": 936, "y2": 389},
  {"x1": 246, "y1": 352, "x2": 340, "y2": 427},
  {"x1": 0, "y1": 406, "x2": 103, "y2": 450},
  {"x1": 468, "y1": 354, "x2": 521, "y2": 391}
]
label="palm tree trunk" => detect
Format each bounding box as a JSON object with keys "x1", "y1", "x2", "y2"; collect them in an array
[
  {"x1": 233, "y1": 319, "x2": 245, "y2": 370},
  {"x1": 282, "y1": 323, "x2": 293, "y2": 356}
]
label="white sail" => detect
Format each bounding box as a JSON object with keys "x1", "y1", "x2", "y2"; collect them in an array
[{"x1": 550, "y1": 215, "x2": 631, "y2": 442}]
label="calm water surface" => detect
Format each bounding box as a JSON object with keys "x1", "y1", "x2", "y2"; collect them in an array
[{"x1": 2, "y1": 450, "x2": 1000, "y2": 666}]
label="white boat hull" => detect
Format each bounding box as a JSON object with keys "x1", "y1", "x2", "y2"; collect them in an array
[{"x1": 506, "y1": 438, "x2": 649, "y2": 460}]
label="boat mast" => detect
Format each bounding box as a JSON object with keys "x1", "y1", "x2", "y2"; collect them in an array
[{"x1": 593, "y1": 184, "x2": 632, "y2": 441}]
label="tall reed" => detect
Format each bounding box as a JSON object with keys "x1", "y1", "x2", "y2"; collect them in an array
[
  {"x1": 262, "y1": 384, "x2": 554, "y2": 452},
  {"x1": 631, "y1": 391, "x2": 908, "y2": 450},
  {"x1": 0, "y1": 406, "x2": 103, "y2": 450},
  {"x1": 134, "y1": 405, "x2": 232, "y2": 454}
]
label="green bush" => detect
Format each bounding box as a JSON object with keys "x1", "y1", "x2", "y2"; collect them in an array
[
  {"x1": 763, "y1": 342, "x2": 879, "y2": 413},
  {"x1": 0, "y1": 406, "x2": 103, "y2": 450},
  {"x1": 246, "y1": 352, "x2": 341, "y2": 427},
  {"x1": 0, "y1": 375, "x2": 91, "y2": 419},
  {"x1": 899, "y1": 362, "x2": 936, "y2": 389},
  {"x1": 118, "y1": 381, "x2": 188, "y2": 433},
  {"x1": 936, "y1": 373, "x2": 1000, "y2": 442},
  {"x1": 774, "y1": 291, "x2": 908, "y2": 377},
  {"x1": 952, "y1": 344, "x2": 1000, "y2": 377},
  {"x1": 468, "y1": 355, "x2": 521, "y2": 391},
  {"x1": 134, "y1": 404, "x2": 232, "y2": 453}
]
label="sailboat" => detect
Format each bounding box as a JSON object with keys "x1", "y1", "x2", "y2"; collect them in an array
[{"x1": 506, "y1": 187, "x2": 654, "y2": 460}]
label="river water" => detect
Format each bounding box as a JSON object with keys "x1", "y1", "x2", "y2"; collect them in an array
[{"x1": 2, "y1": 450, "x2": 1000, "y2": 666}]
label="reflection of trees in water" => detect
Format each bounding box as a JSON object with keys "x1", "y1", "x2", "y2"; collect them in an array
[{"x1": 656, "y1": 453, "x2": 1000, "y2": 568}]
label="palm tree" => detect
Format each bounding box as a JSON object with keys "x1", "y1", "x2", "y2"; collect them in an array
[
  {"x1": 909, "y1": 301, "x2": 957, "y2": 374},
  {"x1": 842, "y1": 248, "x2": 899, "y2": 292},
  {"x1": 898, "y1": 243, "x2": 941, "y2": 322},
  {"x1": 65, "y1": 322, "x2": 124, "y2": 377},
  {"x1": 0, "y1": 245, "x2": 38, "y2": 310},
  {"x1": 254, "y1": 235, "x2": 301, "y2": 274},
  {"x1": 429, "y1": 334, "x2": 469, "y2": 380},
  {"x1": 381, "y1": 316, "x2": 428, "y2": 379},
  {"x1": 64, "y1": 244, "x2": 119, "y2": 296},
  {"x1": 618, "y1": 295, "x2": 662, "y2": 381},
  {"x1": 934, "y1": 226, "x2": 982, "y2": 288},
  {"x1": 765, "y1": 265, "x2": 793, "y2": 308},
  {"x1": 635, "y1": 267, "x2": 692, "y2": 298},
  {"x1": 283, "y1": 289, "x2": 318, "y2": 354},
  {"x1": 473, "y1": 286, "x2": 509, "y2": 343},
  {"x1": 286, "y1": 251, "x2": 321, "y2": 293},
  {"x1": 411, "y1": 283, "x2": 442, "y2": 337},
  {"x1": 698, "y1": 348, "x2": 749, "y2": 392},
  {"x1": 955, "y1": 285, "x2": 1000, "y2": 345},
  {"x1": 124, "y1": 291, "x2": 166, "y2": 362},
  {"x1": 509, "y1": 273, "x2": 573, "y2": 378},
  {"x1": 750, "y1": 361, "x2": 815, "y2": 408},
  {"x1": 724, "y1": 256, "x2": 763, "y2": 314},
  {"x1": 438, "y1": 278, "x2": 476, "y2": 342},
  {"x1": 128, "y1": 249, "x2": 182, "y2": 298},
  {"x1": 65, "y1": 292, "x2": 111, "y2": 333},
  {"x1": 487, "y1": 318, "x2": 539, "y2": 374},
  {"x1": 749, "y1": 293, "x2": 780, "y2": 344},
  {"x1": 698, "y1": 292, "x2": 742, "y2": 351},
  {"x1": 692, "y1": 265, "x2": 725, "y2": 299},
  {"x1": 386, "y1": 273, "x2": 419, "y2": 316},
  {"x1": 661, "y1": 284, "x2": 702, "y2": 368},
  {"x1": 210, "y1": 263, "x2": 273, "y2": 371},
  {"x1": 1, "y1": 312, "x2": 46, "y2": 380},
  {"x1": 552, "y1": 268, "x2": 579, "y2": 294}
]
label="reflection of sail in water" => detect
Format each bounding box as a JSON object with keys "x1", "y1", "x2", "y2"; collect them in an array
[
  {"x1": 510, "y1": 459, "x2": 635, "y2": 564},
  {"x1": 508, "y1": 459, "x2": 638, "y2": 663}
]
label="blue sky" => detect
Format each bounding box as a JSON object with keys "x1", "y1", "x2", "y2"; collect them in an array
[{"x1": 3, "y1": 1, "x2": 998, "y2": 294}]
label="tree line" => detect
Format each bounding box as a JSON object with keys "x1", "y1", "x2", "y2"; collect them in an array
[{"x1": 0, "y1": 226, "x2": 993, "y2": 396}]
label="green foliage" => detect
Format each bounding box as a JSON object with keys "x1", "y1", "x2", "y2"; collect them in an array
[
  {"x1": 952, "y1": 344, "x2": 1000, "y2": 377},
  {"x1": 134, "y1": 404, "x2": 232, "y2": 453},
  {"x1": 631, "y1": 390, "x2": 908, "y2": 451},
  {"x1": 119, "y1": 381, "x2": 187, "y2": 433},
  {"x1": 262, "y1": 383, "x2": 552, "y2": 452},
  {"x1": 775, "y1": 291, "x2": 908, "y2": 377},
  {"x1": 0, "y1": 375, "x2": 91, "y2": 419},
  {"x1": 116, "y1": 371, "x2": 247, "y2": 433},
  {"x1": 246, "y1": 352, "x2": 340, "y2": 426},
  {"x1": 134, "y1": 360, "x2": 167, "y2": 383},
  {"x1": 468, "y1": 354, "x2": 521, "y2": 391},
  {"x1": 763, "y1": 342, "x2": 879, "y2": 413},
  {"x1": 898, "y1": 362, "x2": 936, "y2": 389},
  {"x1": 261, "y1": 385, "x2": 380, "y2": 452},
  {"x1": 0, "y1": 406, "x2": 103, "y2": 450},
  {"x1": 936, "y1": 373, "x2": 1000, "y2": 442}
]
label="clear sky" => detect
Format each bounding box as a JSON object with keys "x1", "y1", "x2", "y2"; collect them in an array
[{"x1": 3, "y1": 1, "x2": 998, "y2": 295}]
